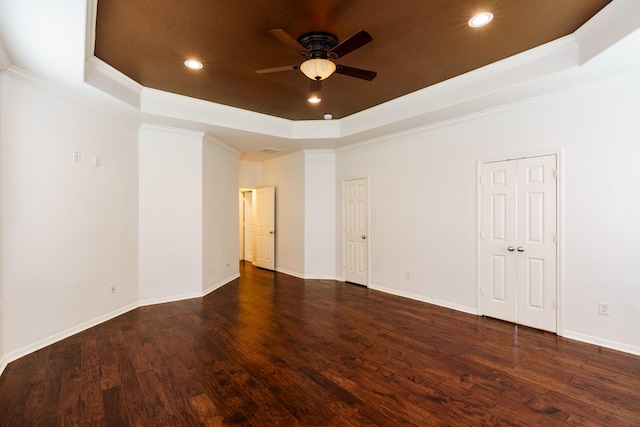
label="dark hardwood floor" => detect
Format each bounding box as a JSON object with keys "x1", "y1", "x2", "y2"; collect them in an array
[{"x1": 1, "y1": 262, "x2": 640, "y2": 426}]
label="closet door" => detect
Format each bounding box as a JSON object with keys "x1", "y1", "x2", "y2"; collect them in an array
[
  {"x1": 481, "y1": 155, "x2": 558, "y2": 332},
  {"x1": 481, "y1": 160, "x2": 518, "y2": 323},
  {"x1": 515, "y1": 155, "x2": 557, "y2": 332}
]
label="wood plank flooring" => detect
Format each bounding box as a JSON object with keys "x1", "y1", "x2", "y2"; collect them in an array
[{"x1": 1, "y1": 261, "x2": 640, "y2": 426}]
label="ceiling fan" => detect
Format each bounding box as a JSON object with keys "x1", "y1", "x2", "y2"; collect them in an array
[{"x1": 256, "y1": 29, "x2": 377, "y2": 99}]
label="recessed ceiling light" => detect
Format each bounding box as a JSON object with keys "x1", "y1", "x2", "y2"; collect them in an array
[
  {"x1": 468, "y1": 12, "x2": 494, "y2": 28},
  {"x1": 323, "y1": 114, "x2": 333, "y2": 120},
  {"x1": 308, "y1": 95, "x2": 321, "y2": 104},
  {"x1": 184, "y1": 59, "x2": 203, "y2": 70}
]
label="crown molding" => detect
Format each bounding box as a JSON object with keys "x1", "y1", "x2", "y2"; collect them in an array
[
  {"x1": 339, "y1": 34, "x2": 579, "y2": 141},
  {"x1": 292, "y1": 120, "x2": 341, "y2": 139},
  {"x1": 4, "y1": 65, "x2": 140, "y2": 128},
  {"x1": 261, "y1": 149, "x2": 305, "y2": 166},
  {"x1": 85, "y1": 0, "x2": 98, "y2": 61},
  {"x1": 303, "y1": 149, "x2": 336, "y2": 155},
  {"x1": 574, "y1": 0, "x2": 640, "y2": 65},
  {"x1": 85, "y1": 57, "x2": 142, "y2": 108},
  {"x1": 204, "y1": 133, "x2": 242, "y2": 158},
  {"x1": 78, "y1": 0, "x2": 639, "y2": 151},
  {"x1": 140, "y1": 87, "x2": 296, "y2": 139},
  {"x1": 139, "y1": 123, "x2": 205, "y2": 138},
  {"x1": 0, "y1": 39, "x2": 11, "y2": 72},
  {"x1": 139, "y1": 123, "x2": 241, "y2": 158}
]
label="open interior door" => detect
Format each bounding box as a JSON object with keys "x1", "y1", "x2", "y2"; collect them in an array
[{"x1": 254, "y1": 186, "x2": 276, "y2": 270}]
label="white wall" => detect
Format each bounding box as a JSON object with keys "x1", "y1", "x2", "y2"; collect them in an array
[
  {"x1": 239, "y1": 160, "x2": 261, "y2": 189},
  {"x1": 138, "y1": 125, "x2": 203, "y2": 304},
  {"x1": 0, "y1": 73, "x2": 4, "y2": 368},
  {"x1": 1, "y1": 75, "x2": 139, "y2": 358},
  {"x1": 336, "y1": 71, "x2": 640, "y2": 354},
  {"x1": 304, "y1": 150, "x2": 336, "y2": 279},
  {"x1": 203, "y1": 136, "x2": 240, "y2": 294},
  {"x1": 262, "y1": 152, "x2": 305, "y2": 276}
]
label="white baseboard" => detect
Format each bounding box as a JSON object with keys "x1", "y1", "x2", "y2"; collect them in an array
[
  {"x1": 138, "y1": 292, "x2": 204, "y2": 307},
  {"x1": 368, "y1": 284, "x2": 478, "y2": 315},
  {"x1": 2, "y1": 274, "x2": 241, "y2": 372},
  {"x1": 370, "y1": 285, "x2": 640, "y2": 357},
  {"x1": 561, "y1": 330, "x2": 640, "y2": 357},
  {"x1": 275, "y1": 268, "x2": 337, "y2": 281},
  {"x1": 203, "y1": 273, "x2": 240, "y2": 296},
  {"x1": 3, "y1": 302, "x2": 138, "y2": 368},
  {"x1": 275, "y1": 267, "x2": 305, "y2": 279},
  {"x1": 303, "y1": 274, "x2": 339, "y2": 280}
]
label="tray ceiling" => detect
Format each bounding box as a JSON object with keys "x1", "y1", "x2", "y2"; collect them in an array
[{"x1": 94, "y1": 0, "x2": 612, "y2": 121}]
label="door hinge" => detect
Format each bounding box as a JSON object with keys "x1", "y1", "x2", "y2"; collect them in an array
[
  {"x1": 553, "y1": 300, "x2": 558, "y2": 309},
  {"x1": 553, "y1": 169, "x2": 559, "y2": 179},
  {"x1": 553, "y1": 235, "x2": 558, "y2": 244},
  {"x1": 479, "y1": 287, "x2": 484, "y2": 295},
  {"x1": 479, "y1": 176, "x2": 484, "y2": 184}
]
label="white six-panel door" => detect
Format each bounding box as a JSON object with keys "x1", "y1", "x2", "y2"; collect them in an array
[
  {"x1": 344, "y1": 178, "x2": 368, "y2": 286},
  {"x1": 481, "y1": 160, "x2": 518, "y2": 323},
  {"x1": 481, "y1": 155, "x2": 558, "y2": 332},
  {"x1": 255, "y1": 186, "x2": 275, "y2": 271}
]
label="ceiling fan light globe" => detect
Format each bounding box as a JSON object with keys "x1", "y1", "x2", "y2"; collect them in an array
[{"x1": 300, "y1": 58, "x2": 336, "y2": 81}]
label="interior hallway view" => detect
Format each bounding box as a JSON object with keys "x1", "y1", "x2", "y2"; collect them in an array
[{"x1": 1, "y1": 262, "x2": 639, "y2": 426}]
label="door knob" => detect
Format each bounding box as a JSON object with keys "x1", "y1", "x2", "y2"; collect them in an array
[
  {"x1": 517, "y1": 246, "x2": 525, "y2": 252},
  {"x1": 269, "y1": 231, "x2": 275, "y2": 235},
  {"x1": 507, "y1": 246, "x2": 515, "y2": 252},
  {"x1": 361, "y1": 235, "x2": 367, "y2": 240}
]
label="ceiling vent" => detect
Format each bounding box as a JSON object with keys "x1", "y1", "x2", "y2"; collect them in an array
[{"x1": 261, "y1": 148, "x2": 282, "y2": 154}]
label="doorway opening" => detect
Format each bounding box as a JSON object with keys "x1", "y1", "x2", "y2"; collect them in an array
[
  {"x1": 239, "y1": 187, "x2": 276, "y2": 271},
  {"x1": 239, "y1": 189, "x2": 255, "y2": 262}
]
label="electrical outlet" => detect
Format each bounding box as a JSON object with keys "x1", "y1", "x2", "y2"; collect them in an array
[
  {"x1": 598, "y1": 302, "x2": 610, "y2": 316},
  {"x1": 110, "y1": 282, "x2": 116, "y2": 294},
  {"x1": 73, "y1": 150, "x2": 81, "y2": 162},
  {"x1": 405, "y1": 270, "x2": 411, "y2": 279}
]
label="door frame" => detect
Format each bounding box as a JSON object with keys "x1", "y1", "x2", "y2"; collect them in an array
[
  {"x1": 342, "y1": 176, "x2": 370, "y2": 286},
  {"x1": 477, "y1": 149, "x2": 564, "y2": 335}
]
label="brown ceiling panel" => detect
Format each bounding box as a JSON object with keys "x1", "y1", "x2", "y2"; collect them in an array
[{"x1": 95, "y1": 0, "x2": 612, "y2": 120}]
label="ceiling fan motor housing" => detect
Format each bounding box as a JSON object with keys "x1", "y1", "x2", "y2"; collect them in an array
[{"x1": 298, "y1": 32, "x2": 339, "y2": 59}]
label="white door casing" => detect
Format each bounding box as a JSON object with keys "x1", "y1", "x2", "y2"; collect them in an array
[
  {"x1": 255, "y1": 186, "x2": 275, "y2": 270},
  {"x1": 481, "y1": 154, "x2": 558, "y2": 332},
  {"x1": 344, "y1": 178, "x2": 369, "y2": 286}
]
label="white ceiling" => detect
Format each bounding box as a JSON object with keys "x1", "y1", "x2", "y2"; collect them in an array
[{"x1": 1, "y1": 0, "x2": 640, "y2": 161}]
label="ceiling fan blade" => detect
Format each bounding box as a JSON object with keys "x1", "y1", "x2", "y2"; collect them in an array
[
  {"x1": 335, "y1": 65, "x2": 377, "y2": 81},
  {"x1": 270, "y1": 29, "x2": 307, "y2": 55},
  {"x1": 328, "y1": 30, "x2": 372, "y2": 59},
  {"x1": 256, "y1": 65, "x2": 299, "y2": 74}
]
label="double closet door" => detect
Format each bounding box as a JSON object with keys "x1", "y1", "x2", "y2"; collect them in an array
[{"x1": 481, "y1": 154, "x2": 558, "y2": 332}]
